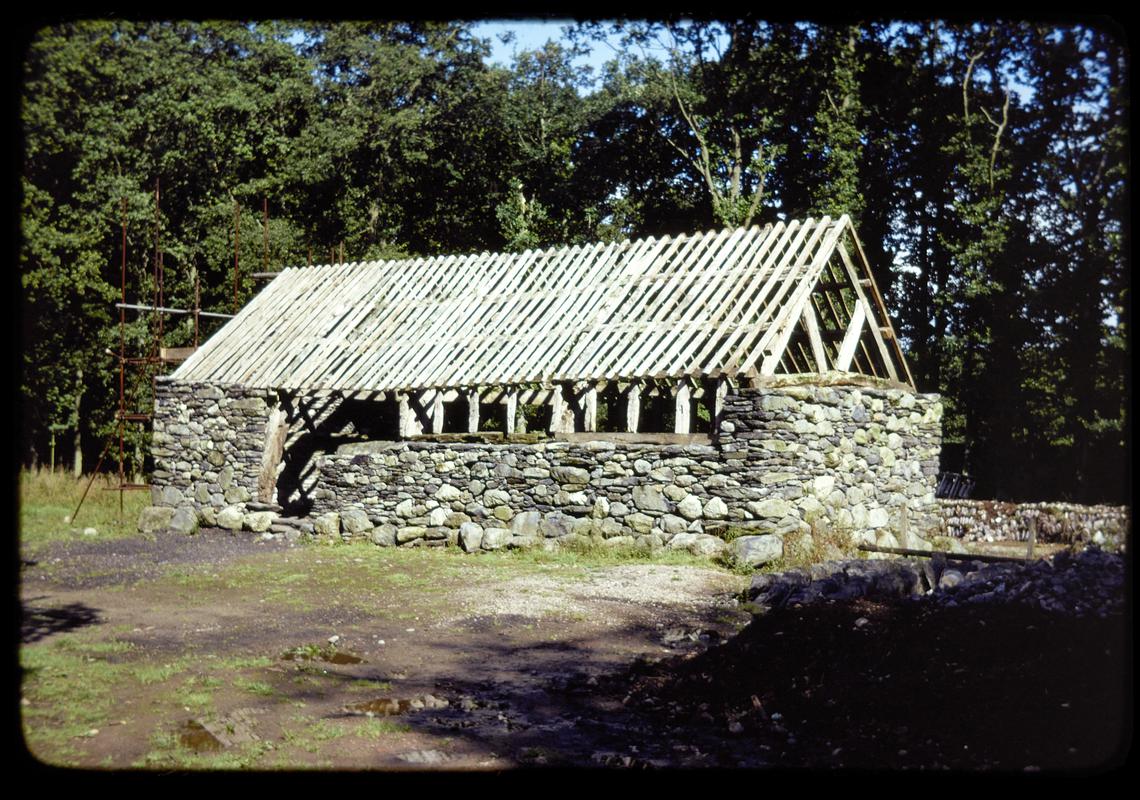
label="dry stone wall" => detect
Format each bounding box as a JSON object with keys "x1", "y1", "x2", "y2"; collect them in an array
[
  {"x1": 149, "y1": 378, "x2": 944, "y2": 562},
  {"x1": 151, "y1": 379, "x2": 277, "y2": 530},
  {"x1": 938, "y1": 499, "x2": 1129, "y2": 551}
]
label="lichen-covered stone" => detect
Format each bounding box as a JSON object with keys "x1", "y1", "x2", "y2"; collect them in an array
[
  {"x1": 243, "y1": 511, "x2": 276, "y2": 532},
  {"x1": 138, "y1": 505, "x2": 176, "y2": 533},
  {"x1": 216, "y1": 506, "x2": 245, "y2": 531},
  {"x1": 733, "y1": 534, "x2": 783, "y2": 567}
]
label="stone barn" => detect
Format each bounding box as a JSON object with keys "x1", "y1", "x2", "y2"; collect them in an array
[{"x1": 148, "y1": 214, "x2": 943, "y2": 561}]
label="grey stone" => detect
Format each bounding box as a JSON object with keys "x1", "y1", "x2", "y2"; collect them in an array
[
  {"x1": 224, "y1": 486, "x2": 252, "y2": 504},
  {"x1": 435, "y1": 484, "x2": 463, "y2": 502},
  {"x1": 216, "y1": 506, "x2": 245, "y2": 531},
  {"x1": 625, "y1": 512, "x2": 655, "y2": 534},
  {"x1": 159, "y1": 485, "x2": 185, "y2": 507},
  {"x1": 510, "y1": 510, "x2": 543, "y2": 537},
  {"x1": 483, "y1": 489, "x2": 511, "y2": 507},
  {"x1": 370, "y1": 525, "x2": 397, "y2": 547},
  {"x1": 243, "y1": 511, "x2": 276, "y2": 533},
  {"x1": 632, "y1": 484, "x2": 670, "y2": 513},
  {"x1": 676, "y1": 494, "x2": 703, "y2": 520},
  {"x1": 138, "y1": 505, "x2": 176, "y2": 533},
  {"x1": 168, "y1": 506, "x2": 199, "y2": 535},
  {"x1": 540, "y1": 513, "x2": 575, "y2": 539},
  {"x1": 340, "y1": 507, "x2": 373, "y2": 534},
  {"x1": 458, "y1": 522, "x2": 484, "y2": 553},
  {"x1": 748, "y1": 498, "x2": 790, "y2": 518},
  {"x1": 704, "y1": 496, "x2": 728, "y2": 519},
  {"x1": 602, "y1": 536, "x2": 638, "y2": 548},
  {"x1": 552, "y1": 466, "x2": 590, "y2": 485},
  {"x1": 314, "y1": 512, "x2": 340, "y2": 537},
  {"x1": 480, "y1": 527, "x2": 511, "y2": 550},
  {"x1": 733, "y1": 534, "x2": 783, "y2": 567},
  {"x1": 396, "y1": 526, "x2": 427, "y2": 544},
  {"x1": 667, "y1": 533, "x2": 728, "y2": 557}
]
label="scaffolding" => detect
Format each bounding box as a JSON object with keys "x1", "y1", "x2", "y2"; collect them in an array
[{"x1": 71, "y1": 181, "x2": 264, "y2": 522}]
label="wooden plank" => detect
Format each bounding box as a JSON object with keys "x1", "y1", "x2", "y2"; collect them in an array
[
  {"x1": 713, "y1": 377, "x2": 729, "y2": 433},
  {"x1": 689, "y1": 220, "x2": 808, "y2": 375},
  {"x1": 430, "y1": 242, "x2": 589, "y2": 388},
  {"x1": 546, "y1": 235, "x2": 668, "y2": 381},
  {"x1": 553, "y1": 431, "x2": 711, "y2": 446},
  {"x1": 652, "y1": 224, "x2": 775, "y2": 377},
  {"x1": 397, "y1": 392, "x2": 420, "y2": 437},
  {"x1": 257, "y1": 405, "x2": 288, "y2": 504},
  {"x1": 603, "y1": 228, "x2": 740, "y2": 380},
  {"x1": 160, "y1": 346, "x2": 197, "y2": 363},
  {"x1": 540, "y1": 234, "x2": 675, "y2": 384},
  {"x1": 706, "y1": 218, "x2": 824, "y2": 375}
]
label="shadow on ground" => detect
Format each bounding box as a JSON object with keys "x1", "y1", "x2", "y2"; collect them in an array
[{"x1": 21, "y1": 600, "x2": 103, "y2": 643}]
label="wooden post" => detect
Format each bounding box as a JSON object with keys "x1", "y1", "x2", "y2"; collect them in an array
[
  {"x1": 398, "y1": 392, "x2": 423, "y2": 437},
  {"x1": 505, "y1": 390, "x2": 518, "y2": 435},
  {"x1": 467, "y1": 390, "x2": 480, "y2": 434},
  {"x1": 674, "y1": 382, "x2": 691, "y2": 434},
  {"x1": 625, "y1": 382, "x2": 641, "y2": 433},
  {"x1": 1027, "y1": 515, "x2": 1037, "y2": 560},
  {"x1": 550, "y1": 384, "x2": 566, "y2": 433},
  {"x1": 257, "y1": 406, "x2": 288, "y2": 503},
  {"x1": 431, "y1": 390, "x2": 444, "y2": 434},
  {"x1": 714, "y1": 377, "x2": 728, "y2": 433},
  {"x1": 582, "y1": 386, "x2": 597, "y2": 432}
]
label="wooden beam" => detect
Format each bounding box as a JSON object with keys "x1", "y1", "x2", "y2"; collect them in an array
[
  {"x1": 800, "y1": 302, "x2": 829, "y2": 371},
  {"x1": 625, "y1": 382, "x2": 641, "y2": 432},
  {"x1": 835, "y1": 243, "x2": 900, "y2": 382},
  {"x1": 674, "y1": 381, "x2": 691, "y2": 434},
  {"x1": 836, "y1": 302, "x2": 867, "y2": 371}
]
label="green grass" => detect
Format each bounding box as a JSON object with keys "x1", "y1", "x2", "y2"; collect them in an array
[{"x1": 19, "y1": 468, "x2": 149, "y2": 553}]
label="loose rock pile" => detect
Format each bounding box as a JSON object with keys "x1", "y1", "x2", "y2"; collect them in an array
[{"x1": 747, "y1": 546, "x2": 1124, "y2": 618}]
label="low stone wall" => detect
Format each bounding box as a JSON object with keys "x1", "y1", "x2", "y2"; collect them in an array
[
  {"x1": 149, "y1": 377, "x2": 944, "y2": 561},
  {"x1": 938, "y1": 499, "x2": 1129, "y2": 550},
  {"x1": 306, "y1": 383, "x2": 943, "y2": 559}
]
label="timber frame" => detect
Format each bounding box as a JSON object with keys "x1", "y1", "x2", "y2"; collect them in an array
[{"x1": 173, "y1": 215, "x2": 914, "y2": 436}]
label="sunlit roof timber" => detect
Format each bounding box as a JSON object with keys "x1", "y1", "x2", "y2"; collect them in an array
[{"x1": 172, "y1": 214, "x2": 914, "y2": 394}]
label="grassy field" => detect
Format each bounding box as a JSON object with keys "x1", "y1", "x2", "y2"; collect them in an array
[{"x1": 19, "y1": 469, "x2": 149, "y2": 552}]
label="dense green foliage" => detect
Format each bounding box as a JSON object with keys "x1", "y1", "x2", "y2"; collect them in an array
[{"x1": 20, "y1": 20, "x2": 1127, "y2": 503}]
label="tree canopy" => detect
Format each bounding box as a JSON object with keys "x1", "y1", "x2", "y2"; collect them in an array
[{"x1": 19, "y1": 19, "x2": 1128, "y2": 503}]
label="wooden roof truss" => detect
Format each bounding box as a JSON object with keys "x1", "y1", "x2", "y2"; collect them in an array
[{"x1": 172, "y1": 215, "x2": 913, "y2": 435}]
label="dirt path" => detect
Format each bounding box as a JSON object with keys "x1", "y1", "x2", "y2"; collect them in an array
[
  {"x1": 20, "y1": 529, "x2": 750, "y2": 769},
  {"x1": 19, "y1": 530, "x2": 1128, "y2": 771}
]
